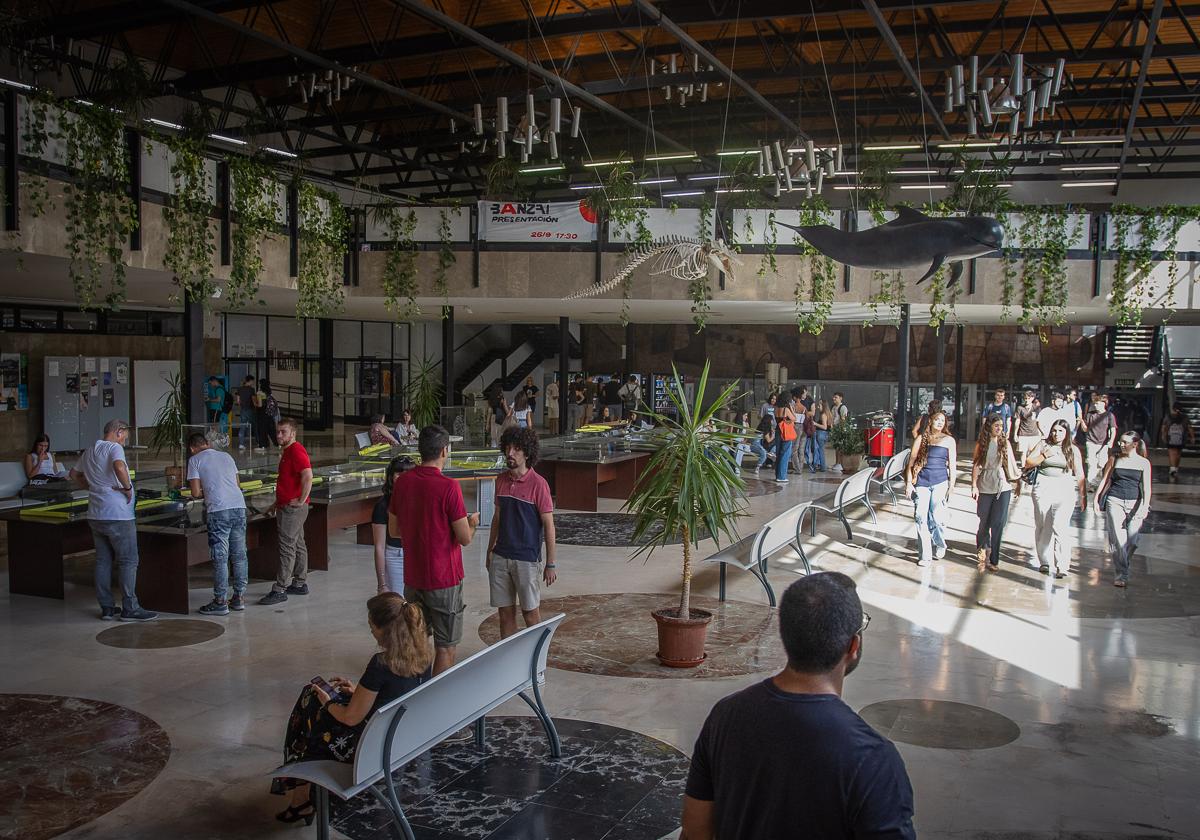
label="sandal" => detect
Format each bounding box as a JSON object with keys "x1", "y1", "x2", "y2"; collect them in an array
[
  {"x1": 276, "y1": 800, "x2": 316, "y2": 826},
  {"x1": 1114, "y1": 579, "x2": 1127, "y2": 588},
  {"x1": 1039, "y1": 564, "x2": 1050, "y2": 574},
  {"x1": 1054, "y1": 571, "x2": 1067, "y2": 580}
]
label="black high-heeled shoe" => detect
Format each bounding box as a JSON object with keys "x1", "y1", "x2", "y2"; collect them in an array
[{"x1": 276, "y1": 801, "x2": 316, "y2": 826}]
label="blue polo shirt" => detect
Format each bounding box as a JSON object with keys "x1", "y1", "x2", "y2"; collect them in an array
[{"x1": 493, "y1": 469, "x2": 553, "y2": 563}]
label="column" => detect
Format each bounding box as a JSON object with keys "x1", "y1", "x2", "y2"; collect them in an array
[
  {"x1": 559, "y1": 316, "x2": 570, "y2": 428},
  {"x1": 442, "y1": 306, "x2": 455, "y2": 407},
  {"x1": 183, "y1": 297, "x2": 207, "y2": 424},
  {"x1": 896, "y1": 305, "x2": 911, "y2": 442},
  {"x1": 934, "y1": 325, "x2": 945, "y2": 402},
  {"x1": 953, "y1": 325, "x2": 964, "y2": 438},
  {"x1": 318, "y1": 319, "x2": 333, "y2": 430}
]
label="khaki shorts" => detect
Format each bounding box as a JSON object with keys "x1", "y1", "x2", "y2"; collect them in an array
[
  {"x1": 404, "y1": 583, "x2": 464, "y2": 649},
  {"x1": 488, "y1": 554, "x2": 543, "y2": 611}
]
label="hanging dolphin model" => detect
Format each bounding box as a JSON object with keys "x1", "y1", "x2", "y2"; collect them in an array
[{"x1": 774, "y1": 206, "x2": 1004, "y2": 287}]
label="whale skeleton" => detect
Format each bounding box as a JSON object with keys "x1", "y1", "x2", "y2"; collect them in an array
[{"x1": 564, "y1": 236, "x2": 742, "y2": 300}]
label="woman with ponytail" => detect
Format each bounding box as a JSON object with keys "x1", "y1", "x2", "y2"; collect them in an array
[{"x1": 271, "y1": 594, "x2": 433, "y2": 824}]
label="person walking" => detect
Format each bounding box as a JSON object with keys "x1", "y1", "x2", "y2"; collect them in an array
[
  {"x1": 970, "y1": 416, "x2": 1019, "y2": 573},
  {"x1": 390, "y1": 425, "x2": 481, "y2": 675},
  {"x1": 681, "y1": 573, "x2": 915, "y2": 840},
  {"x1": 545, "y1": 379, "x2": 560, "y2": 435},
  {"x1": 205, "y1": 375, "x2": 227, "y2": 427},
  {"x1": 1025, "y1": 419, "x2": 1086, "y2": 579},
  {"x1": 1095, "y1": 431, "x2": 1153, "y2": 588},
  {"x1": 811, "y1": 400, "x2": 830, "y2": 472},
  {"x1": 1011, "y1": 390, "x2": 1042, "y2": 466},
  {"x1": 618, "y1": 374, "x2": 642, "y2": 416},
  {"x1": 511, "y1": 392, "x2": 532, "y2": 429},
  {"x1": 911, "y1": 399, "x2": 943, "y2": 439},
  {"x1": 486, "y1": 426, "x2": 557, "y2": 639},
  {"x1": 69, "y1": 419, "x2": 157, "y2": 621},
  {"x1": 774, "y1": 394, "x2": 798, "y2": 484},
  {"x1": 1160, "y1": 403, "x2": 1193, "y2": 480},
  {"x1": 236, "y1": 375, "x2": 257, "y2": 451},
  {"x1": 1037, "y1": 392, "x2": 1071, "y2": 438},
  {"x1": 791, "y1": 392, "x2": 809, "y2": 472},
  {"x1": 570, "y1": 377, "x2": 587, "y2": 432},
  {"x1": 905, "y1": 410, "x2": 956, "y2": 567},
  {"x1": 372, "y1": 456, "x2": 415, "y2": 594},
  {"x1": 981, "y1": 388, "x2": 1013, "y2": 437},
  {"x1": 1080, "y1": 392, "x2": 1118, "y2": 490},
  {"x1": 186, "y1": 433, "x2": 248, "y2": 615},
  {"x1": 602, "y1": 375, "x2": 623, "y2": 420},
  {"x1": 522, "y1": 376, "x2": 539, "y2": 422},
  {"x1": 259, "y1": 418, "x2": 313, "y2": 605}
]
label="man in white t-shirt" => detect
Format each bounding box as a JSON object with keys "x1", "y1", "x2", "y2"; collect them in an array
[
  {"x1": 1037, "y1": 392, "x2": 1072, "y2": 438},
  {"x1": 831, "y1": 392, "x2": 850, "y2": 425},
  {"x1": 70, "y1": 419, "x2": 157, "y2": 622},
  {"x1": 186, "y1": 433, "x2": 248, "y2": 616}
]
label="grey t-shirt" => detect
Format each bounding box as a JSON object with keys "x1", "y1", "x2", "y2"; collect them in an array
[
  {"x1": 83, "y1": 440, "x2": 134, "y2": 521},
  {"x1": 185, "y1": 448, "x2": 245, "y2": 513}
]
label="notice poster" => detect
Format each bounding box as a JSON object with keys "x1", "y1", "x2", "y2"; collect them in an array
[
  {"x1": 115, "y1": 362, "x2": 128, "y2": 385},
  {"x1": 478, "y1": 200, "x2": 598, "y2": 243},
  {"x1": 84, "y1": 357, "x2": 96, "y2": 373},
  {"x1": 103, "y1": 389, "x2": 114, "y2": 407},
  {"x1": 100, "y1": 358, "x2": 110, "y2": 373},
  {"x1": 48, "y1": 361, "x2": 59, "y2": 377},
  {"x1": 66, "y1": 375, "x2": 80, "y2": 394}
]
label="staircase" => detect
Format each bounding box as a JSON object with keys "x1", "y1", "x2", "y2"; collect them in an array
[
  {"x1": 453, "y1": 325, "x2": 581, "y2": 403},
  {"x1": 1168, "y1": 358, "x2": 1200, "y2": 445},
  {"x1": 1106, "y1": 325, "x2": 1159, "y2": 367}
]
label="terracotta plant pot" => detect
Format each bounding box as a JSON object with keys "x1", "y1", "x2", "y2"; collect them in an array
[
  {"x1": 838, "y1": 452, "x2": 866, "y2": 472},
  {"x1": 651, "y1": 607, "x2": 713, "y2": 668},
  {"x1": 165, "y1": 465, "x2": 184, "y2": 490}
]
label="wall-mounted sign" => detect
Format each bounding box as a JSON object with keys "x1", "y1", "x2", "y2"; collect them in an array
[{"x1": 477, "y1": 200, "x2": 598, "y2": 243}]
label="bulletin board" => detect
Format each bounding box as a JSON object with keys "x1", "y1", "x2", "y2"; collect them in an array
[{"x1": 134, "y1": 360, "x2": 181, "y2": 429}]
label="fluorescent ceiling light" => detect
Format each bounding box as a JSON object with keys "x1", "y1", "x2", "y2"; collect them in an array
[
  {"x1": 146, "y1": 118, "x2": 184, "y2": 131},
  {"x1": 263, "y1": 147, "x2": 298, "y2": 159},
  {"x1": 569, "y1": 183, "x2": 602, "y2": 190},
  {"x1": 715, "y1": 188, "x2": 755, "y2": 194},
  {"x1": 892, "y1": 168, "x2": 939, "y2": 175},
  {"x1": 832, "y1": 185, "x2": 859, "y2": 191},
  {"x1": 900, "y1": 183, "x2": 948, "y2": 190},
  {"x1": 717, "y1": 149, "x2": 758, "y2": 156},
  {"x1": 951, "y1": 167, "x2": 1003, "y2": 174},
  {"x1": 1060, "y1": 137, "x2": 1124, "y2": 145},
  {"x1": 688, "y1": 174, "x2": 726, "y2": 181},
  {"x1": 663, "y1": 190, "x2": 704, "y2": 197},
  {"x1": 833, "y1": 170, "x2": 860, "y2": 176},
  {"x1": 937, "y1": 140, "x2": 998, "y2": 148},
  {"x1": 637, "y1": 177, "x2": 676, "y2": 185},
  {"x1": 1060, "y1": 164, "x2": 1119, "y2": 172},
  {"x1": 519, "y1": 164, "x2": 565, "y2": 173},
  {"x1": 209, "y1": 133, "x2": 248, "y2": 147},
  {"x1": 583, "y1": 157, "x2": 633, "y2": 167},
  {"x1": 645, "y1": 152, "x2": 698, "y2": 162},
  {"x1": 1062, "y1": 180, "x2": 1116, "y2": 187},
  {"x1": 0, "y1": 78, "x2": 35, "y2": 91},
  {"x1": 966, "y1": 183, "x2": 1012, "y2": 188},
  {"x1": 863, "y1": 143, "x2": 922, "y2": 151}
]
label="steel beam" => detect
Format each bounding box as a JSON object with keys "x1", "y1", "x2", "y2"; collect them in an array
[
  {"x1": 861, "y1": 0, "x2": 953, "y2": 140},
  {"x1": 1113, "y1": 0, "x2": 1166, "y2": 194},
  {"x1": 384, "y1": 0, "x2": 690, "y2": 153}
]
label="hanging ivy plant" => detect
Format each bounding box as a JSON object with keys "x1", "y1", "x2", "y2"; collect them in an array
[
  {"x1": 227, "y1": 155, "x2": 276, "y2": 311},
  {"x1": 20, "y1": 92, "x2": 54, "y2": 219},
  {"x1": 858, "y1": 150, "x2": 901, "y2": 208},
  {"x1": 1159, "y1": 206, "x2": 1200, "y2": 319},
  {"x1": 59, "y1": 101, "x2": 137, "y2": 310},
  {"x1": 163, "y1": 127, "x2": 216, "y2": 304},
  {"x1": 757, "y1": 209, "x2": 778, "y2": 278},
  {"x1": 1110, "y1": 205, "x2": 1200, "y2": 325},
  {"x1": 685, "y1": 197, "x2": 716, "y2": 331},
  {"x1": 794, "y1": 196, "x2": 836, "y2": 335},
  {"x1": 1036, "y1": 210, "x2": 1071, "y2": 328},
  {"x1": 434, "y1": 206, "x2": 461, "y2": 320},
  {"x1": 376, "y1": 205, "x2": 419, "y2": 319},
  {"x1": 484, "y1": 157, "x2": 527, "y2": 200},
  {"x1": 296, "y1": 180, "x2": 349, "y2": 318},
  {"x1": 998, "y1": 212, "x2": 1019, "y2": 322},
  {"x1": 585, "y1": 162, "x2": 650, "y2": 325}
]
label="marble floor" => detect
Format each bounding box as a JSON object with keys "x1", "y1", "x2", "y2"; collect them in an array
[{"x1": 1, "y1": 453, "x2": 1199, "y2": 839}]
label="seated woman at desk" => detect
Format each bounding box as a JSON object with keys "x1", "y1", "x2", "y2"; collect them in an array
[
  {"x1": 271, "y1": 593, "x2": 433, "y2": 824},
  {"x1": 25, "y1": 434, "x2": 66, "y2": 481},
  {"x1": 626, "y1": 411, "x2": 654, "y2": 431},
  {"x1": 369, "y1": 414, "x2": 400, "y2": 446},
  {"x1": 394, "y1": 409, "x2": 418, "y2": 444}
]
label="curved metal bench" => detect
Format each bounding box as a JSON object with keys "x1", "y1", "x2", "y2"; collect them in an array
[
  {"x1": 704, "y1": 501, "x2": 814, "y2": 606},
  {"x1": 870, "y1": 448, "x2": 911, "y2": 507},
  {"x1": 798, "y1": 465, "x2": 877, "y2": 541}
]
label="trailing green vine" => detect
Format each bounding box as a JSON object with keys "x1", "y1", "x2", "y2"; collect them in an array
[
  {"x1": 434, "y1": 206, "x2": 462, "y2": 320},
  {"x1": 296, "y1": 181, "x2": 349, "y2": 318},
  {"x1": 999, "y1": 212, "x2": 1019, "y2": 322},
  {"x1": 20, "y1": 92, "x2": 54, "y2": 219},
  {"x1": 60, "y1": 101, "x2": 137, "y2": 310},
  {"x1": 1110, "y1": 205, "x2": 1200, "y2": 325},
  {"x1": 227, "y1": 155, "x2": 276, "y2": 310},
  {"x1": 757, "y1": 209, "x2": 778, "y2": 278},
  {"x1": 794, "y1": 197, "x2": 836, "y2": 335},
  {"x1": 163, "y1": 126, "x2": 216, "y2": 304},
  {"x1": 378, "y1": 205, "x2": 419, "y2": 319},
  {"x1": 688, "y1": 197, "x2": 715, "y2": 331}
]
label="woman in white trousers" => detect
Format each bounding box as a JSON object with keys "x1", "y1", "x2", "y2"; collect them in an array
[
  {"x1": 1094, "y1": 432, "x2": 1153, "y2": 587},
  {"x1": 1024, "y1": 419, "x2": 1086, "y2": 579}
]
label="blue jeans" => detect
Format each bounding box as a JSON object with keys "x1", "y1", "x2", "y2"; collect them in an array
[
  {"x1": 89, "y1": 519, "x2": 140, "y2": 612},
  {"x1": 911, "y1": 482, "x2": 948, "y2": 563},
  {"x1": 775, "y1": 437, "x2": 795, "y2": 480},
  {"x1": 238, "y1": 415, "x2": 252, "y2": 448},
  {"x1": 750, "y1": 439, "x2": 770, "y2": 468},
  {"x1": 207, "y1": 508, "x2": 248, "y2": 601},
  {"x1": 810, "y1": 430, "x2": 828, "y2": 470}
]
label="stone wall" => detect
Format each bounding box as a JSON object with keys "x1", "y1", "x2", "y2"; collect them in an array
[{"x1": 583, "y1": 323, "x2": 1106, "y2": 386}]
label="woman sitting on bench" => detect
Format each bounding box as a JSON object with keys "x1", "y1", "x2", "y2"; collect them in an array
[{"x1": 271, "y1": 593, "x2": 433, "y2": 824}]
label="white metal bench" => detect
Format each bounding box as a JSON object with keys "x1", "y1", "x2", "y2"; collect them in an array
[
  {"x1": 870, "y1": 448, "x2": 910, "y2": 506},
  {"x1": 798, "y1": 465, "x2": 877, "y2": 541},
  {"x1": 268, "y1": 613, "x2": 565, "y2": 840},
  {"x1": 704, "y1": 501, "x2": 814, "y2": 606}
]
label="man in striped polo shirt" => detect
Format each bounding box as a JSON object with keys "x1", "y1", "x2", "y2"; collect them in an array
[{"x1": 486, "y1": 426, "x2": 558, "y2": 638}]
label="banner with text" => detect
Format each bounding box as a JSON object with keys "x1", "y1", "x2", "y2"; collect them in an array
[{"x1": 478, "y1": 200, "x2": 598, "y2": 243}]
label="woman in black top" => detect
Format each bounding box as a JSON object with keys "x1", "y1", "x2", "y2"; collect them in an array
[
  {"x1": 1094, "y1": 431, "x2": 1153, "y2": 588},
  {"x1": 272, "y1": 593, "x2": 433, "y2": 823},
  {"x1": 372, "y1": 456, "x2": 415, "y2": 594}
]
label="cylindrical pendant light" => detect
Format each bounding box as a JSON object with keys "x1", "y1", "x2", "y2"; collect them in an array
[
  {"x1": 1051, "y1": 57, "x2": 1066, "y2": 97},
  {"x1": 473, "y1": 103, "x2": 484, "y2": 135},
  {"x1": 977, "y1": 89, "x2": 993, "y2": 125},
  {"x1": 571, "y1": 106, "x2": 582, "y2": 138},
  {"x1": 968, "y1": 56, "x2": 979, "y2": 93},
  {"x1": 944, "y1": 76, "x2": 954, "y2": 113},
  {"x1": 761, "y1": 144, "x2": 774, "y2": 176},
  {"x1": 1023, "y1": 91, "x2": 1036, "y2": 125},
  {"x1": 1008, "y1": 111, "x2": 1021, "y2": 138},
  {"x1": 965, "y1": 102, "x2": 977, "y2": 136},
  {"x1": 548, "y1": 132, "x2": 558, "y2": 159},
  {"x1": 952, "y1": 64, "x2": 965, "y2": 107},
  {"x1": 772, "y1": 141, "x2": 786, "y2": 171},
  {"x1": 497, "y1": 96, "x2": 508, "y2": 132},
  {"x1": 496, "y1": 132, "x2": 506, "y2": 157},
  {"x1": 549, "y1": 97, "x2": 561, "y2": 133},
  {"x1": 1012, "y1": 55, "x2": 1024, "y2": 95},
  {"x1": 805, "y1": 139, "x2": 816, "y2": 172}
]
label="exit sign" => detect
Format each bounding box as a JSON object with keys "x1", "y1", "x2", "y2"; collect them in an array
[{"x1": 1114, "y1": 378, "x2": 1135, "y2": 386}]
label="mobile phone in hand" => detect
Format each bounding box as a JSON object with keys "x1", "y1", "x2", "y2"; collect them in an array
[{"x1": 310, "y1": 676, "x2": 343, "y2": 701}]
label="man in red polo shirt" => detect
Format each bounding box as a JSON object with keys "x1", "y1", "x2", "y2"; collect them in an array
[
  {"x1": 486, "y1": 426, "x2": 557, "y2": 638},
  {"x1": 389, "y1": 424, "x2": 480, "y2": 674},
  {"x1": 259, "y1": 417, "x2": 313, "y2": 605}
]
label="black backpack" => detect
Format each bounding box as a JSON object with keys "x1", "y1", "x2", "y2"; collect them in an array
[{"x1": 220, "y1": 387, "x2": 234, "y2": 414}]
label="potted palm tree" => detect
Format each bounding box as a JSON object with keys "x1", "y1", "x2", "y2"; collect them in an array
[
  {"x1": 149, "y1": 371, "x2": 187, "y2": 489},
  {"x1": 406, "y1": 356, "x2": 444, "y2": 428},
  {"x1": 626, "y1": 362, "x2": 748, "y2": 667}
]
